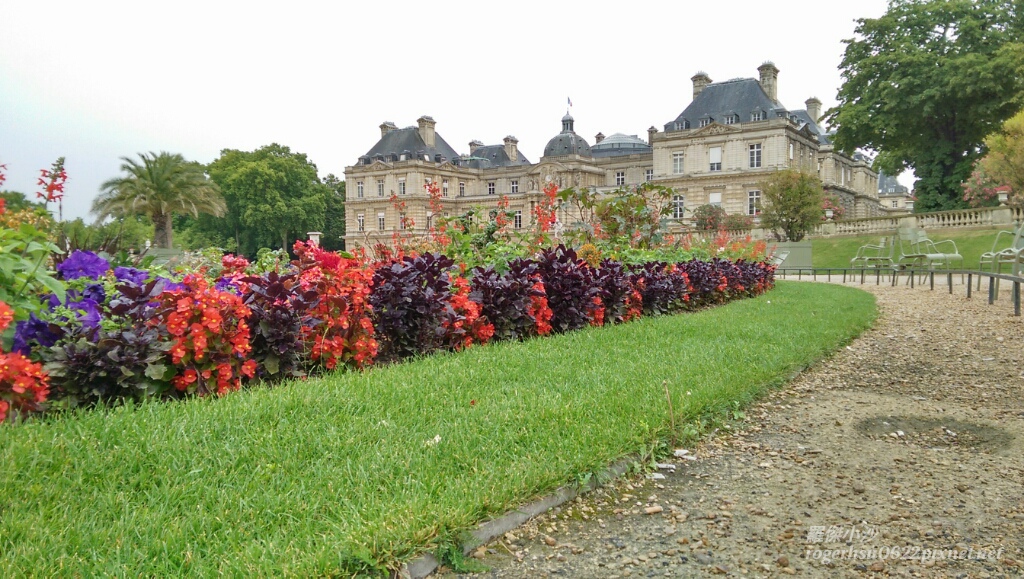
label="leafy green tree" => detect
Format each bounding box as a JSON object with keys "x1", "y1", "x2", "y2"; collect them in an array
[
  {"x1": 758, "y1": 170, "x2": 825, "y2": 242},
  {"x1": 59, "y1": 215, "x2": 154, "y2": 254},
  {"x1": 93, "y1": 152, "x2": 225, "y2": 248},
  {"x1": 594, "y1": 183, "x2": 674, "y2": 248},
  {"x1": 321, "y1": 174, "x2": 346, "y2": 251},
  {"x1": 979, "y1": 109, "x2": 1024, "y2": 204},
  {"x1": 692, "y1": 204, "x2": 727, "y2": 231},
  {"x1": 827, "y1": 0, "x2": 1024, "y2": 212},
  {"x1": 0, "y1": 191, "x2": 45, "y2": 213},
  {"x1": 204, "y1": 144, "x2": 327, "y2": 254}
]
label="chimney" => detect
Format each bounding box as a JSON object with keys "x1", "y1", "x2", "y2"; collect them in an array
[
  {"x1": 594, "y1": 132, "x2": 605, "y2": 144},
  {"x1": 417, "y1": 115, "x2": 436, "y2": 148},
  {"x1": 503, "y1": 135, "x2": 519, "y2": 162},
  {"x1": 758, "y1": 62, "x2": 779, "y2": 102},
  {"x1": 379, "y1": 121, "x2": 397, "y2": 138},
  {"x1": 805, "y1": 97, "x2": 822, "y2": 124},
  {"x1": 468, "y1": 140, "x2": 483, "y2": 155},
  {"x1": 647, "y1": 126, "x2": 658, "y2": 143},
  {"x1": 691, "y1": 71, "x2": 712, "y2": 99}
]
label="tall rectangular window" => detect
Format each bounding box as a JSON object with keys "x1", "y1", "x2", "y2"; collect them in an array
[
  {"x1": 747, "y1": 190, "x2": 761, "y2": 216},
  {"x1": 672, "y1": 195, "x2": 685, "y2": 219},
  {"x1": 487, "y1": 182, "x2": 495, "y2": 195},
  {"x1": 377, "y1": 179, "x2": 384, "y2": 197},
  {"x1": 399, "y1": 212, "x2": 407, "y2": 229},
  {"x1": 709, "y1": 147, "x2": 722, "y2": 172},
  {"x1": 749, "y1": 144, "x2": 762, "y2": 168},
  {"x1": 615, "y1": 171, "x2": 625, "y2": 186},
  {"x1": 709, "y1": 192, "x2": 722, "y2": 207},
  {"x1": 398, "y1": 178, "x2": 406, "y2": 195},
  {"x1": 511, "y1": 180, "x2": 519, "y2": 194},
  {"x1": 377, "y1": 212, "x2": 385, "y2": 230},
  {"x1": 891, "y1": 200, "x2": 899, "y2": 208},
  {"x1": 442, "y1": 179, "x2": 449, "y2": 197},
  {"x1": 357, "y1": 213, "x2": 364, "y2": 232},
  {"x1": 672, "y1": 152, "x2": 684, "y2": 174},
  {"x1": 789, "y1": 142, "x2": 794, "y2": 160},
  {"x1": 459, "y1": 181, "x2": 465, "y2": 196},
  {"x1": 645, "y1": 169, "x2": 654, "y2": 182},
  {"x1": 514, "y1": 210, "x2": 522, "y2": 229},
  {"x1": 357, "y1": 181, "x2": 364, "y2": 198}
]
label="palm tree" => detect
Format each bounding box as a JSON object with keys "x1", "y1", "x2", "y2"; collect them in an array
[{"x1": 93, "y1": 152, "x2": 226, "y2": 249}]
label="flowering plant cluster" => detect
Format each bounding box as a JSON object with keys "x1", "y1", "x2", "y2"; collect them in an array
[{"x1": 0, "y1": 300, "x2": 49, "y2": 423}]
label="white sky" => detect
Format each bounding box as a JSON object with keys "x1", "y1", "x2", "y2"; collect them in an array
[{"x1": 1, "y1": 0, "x2": 906, "y2": 221}]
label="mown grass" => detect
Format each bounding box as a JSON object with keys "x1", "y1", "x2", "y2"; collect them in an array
[
  {"x1": 0, "y1": 281, "x2": 876, "y2": 576},
  {"x1": 812, "y1": 226, "x2": 1008, "y2": 270}
]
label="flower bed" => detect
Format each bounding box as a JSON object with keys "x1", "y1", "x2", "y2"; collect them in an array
[{"x1": 0, "y1": 242, "x2": 774, "y2": 423}]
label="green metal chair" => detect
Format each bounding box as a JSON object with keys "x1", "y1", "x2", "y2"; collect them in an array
[
  {"x1": 978, "y1": 222, "x2": 1024, "y2": 297},
  {"x1": 851, "y1": 236, "x2": 895, "y2": 269},
  {"x1": 913, "y1": 228, "x2": 963, "y2": 271}
]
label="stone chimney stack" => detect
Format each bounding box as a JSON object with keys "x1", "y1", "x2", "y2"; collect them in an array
[
  {"x1": 805, "y1": 97, "x2": 822, "y2": 124},
  {"x1": 758, "y1": 62, "x2": 779, "y2": 102},
  {"x1": 468, "y1": 140, "x2": 483, "y2": 155},
  {"x1": 503, "y1": 135, "x2": 519, "y2": 162},
  {"x1": 648, "y1": 126, "x2": 659, "y2": 143},
  {"x1": 417, "y1": 115, "x2": 436, "y2": 148},
  {"x1": 691, "y1": 71, "x2": 712, "y2": 100},
  {"x1": 595, "y1": 132, "x2": 605, "y2": 143},
  {"x1": 379, "y1": 121, "x2": 398, "y2": 138}
]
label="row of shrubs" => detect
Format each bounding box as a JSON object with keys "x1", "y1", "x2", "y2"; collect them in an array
[{"x1": 0, "y1": 242, "x2": 775, "y2": 423}]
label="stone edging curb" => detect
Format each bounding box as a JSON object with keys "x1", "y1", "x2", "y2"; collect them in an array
[{"x1": 396, "y1": 458, "x2": 634, "y2": 579}]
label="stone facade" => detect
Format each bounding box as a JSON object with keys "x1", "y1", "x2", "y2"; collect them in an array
[{"x1": 343, "y1": 63, "x2": 882, "y2": 249}]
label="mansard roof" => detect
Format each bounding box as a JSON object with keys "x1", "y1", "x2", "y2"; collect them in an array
[
  {"x1": 664, "y1": 78, "x2": 783, "y2": 132},
  {"x1": 460, "y1": 144, "x2": 532, "y2": 169},
  {"x1": 787, "y1": 109, "x2": 828, "y2": 143},
  {"x1": 361, "y1": 126, "x2": 460, "y2": 163}
]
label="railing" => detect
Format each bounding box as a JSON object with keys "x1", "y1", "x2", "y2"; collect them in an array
[
  {"x1": 808, "y1": 206, "x2": 1020, "y2": 238},
  {"x1": 775, "y1": 267, "x2": 1023, "y2": 317}
]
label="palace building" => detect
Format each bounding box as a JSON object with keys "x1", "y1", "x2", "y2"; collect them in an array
[{"x1": 344, "y1": 62, "x2": 882, "y2": 249}]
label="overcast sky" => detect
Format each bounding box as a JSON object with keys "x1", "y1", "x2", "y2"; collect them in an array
[{"x1": 1, "y1": 0, "x2": 903, "y2": 221}]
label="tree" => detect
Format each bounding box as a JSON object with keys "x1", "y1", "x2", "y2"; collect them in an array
[
  {"x1": 203, "y1": 144, "x2": 327, "y2": 254},
  {"x1": 692, "y1": 204, "x2": 727, "y2": 231},
  {"x1": 758, "y1": 170, "x2": 825, "y2": 242},
  {"x1": 827, "y1": 0, "x2": 1024, "y2": 212},
  {"x1": 93, "y1": 152, "x2": 225, "y2": 248},
  {"x1": 978, "y1": 109, "x2": 1024, "y2": 204},
  {"x1": 320, "y1": 174, "x2": 346, "y2": 251}
]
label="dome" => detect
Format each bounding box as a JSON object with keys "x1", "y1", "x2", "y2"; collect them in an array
[
  {"x1": 543, "y1": 112, "x2": 592, "y2": 157},
  {"x1": 591, "y1": 133, "x2": 652, "y2": 158}
]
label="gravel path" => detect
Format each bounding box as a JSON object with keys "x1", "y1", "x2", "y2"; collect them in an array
[{"x1": 446, "y1": 281, "x2": 1024, "y2": 578}]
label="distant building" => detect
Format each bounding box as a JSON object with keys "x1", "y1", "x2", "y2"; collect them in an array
[
  {"x1": 877, "y1": 170, "x2": 913, "y2": 211},
  {"x1": 344, "y1": 63, "x2": 882, "y2": 249}
]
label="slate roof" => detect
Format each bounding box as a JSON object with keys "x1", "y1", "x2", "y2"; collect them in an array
[
  {"x1": 591, "y1": 133, "x2": 652, "y2": 158},
  {"x1": 878, "y1": 170, "x2": 909, "y2": 195},
  {"x1": 459, "y1": 145, "x2": 532, "y2": 169},
  {"x1": 361, "y1": 126, "x2": 460, "y2": 164},
  {"x1": 543, "y1": 113, "x2": 592, "y2": 157},
  {"x1": 787, "y1": 109, "x2": 828, "y2": 143},
  {"x1": 664, "y1": 78, "x2": 784, "y2": 132}
]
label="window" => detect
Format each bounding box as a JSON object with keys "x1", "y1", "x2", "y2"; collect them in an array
[
  {"x1": 442, "y1": 179, "x2": 449, "y2": 197},
  {"x1": 615, "y1": 171, "x2": 625, "y2": 186},
  {"x1": 723, "y1": 115, "x2": 737, "y2": 125},
  {"x1": 511, "y1": 180, "x2": 519, "y2": 194},
  {"x1": 789, "y1": 143, "x2": 794, "y2": 161},
  {"x1": 487, "y1": 182, "x2": 495, "y2": 195},
  {"x1": 645, "y1": 169, "x2": 654, "y2": 182},
  {"x1": 751, "y1": 111, "x2": 765, "y2": 121},
  {"x1": 377, "y1": 212, "x2": 385, "y2": 230},
  {"x1": 699, "y1": 118, "x2": 711, "y2": 128},
  {"x1": 357, "y1": 181, "x2": 364, "y2": 198},
  {"x1": 672, "y1": 195, "x2": 685, "y2": 219},
  {"x1": 398, "y1": 178, "x2": 406, "y2": 195},
  {"x1": 459, "y1": 181, "x2": 465, "y2": 196},
  {"x1": 749, "y1": 143, "x2": 761, "y2": 168},
  {"x1": 399, "y1": 212, "x2": 407, "y2": 229},
  {"x1": 672, "y1": 152, "x2": 685, "y2": 174},
  {"x1": 357, "y1": 213, "x2": 364, "y2": 232},
  {"x1": 377, "y1": 179, "x2": 384, "y2": 197},
  {"x1": 709, "y1": 192, "x2": 722, "y2": 207},
  {"x1": 891, "y1": 200, "x2": 899, "y2": 208},
  {"x1": 674, "y1": 120, "x2": 690, "y2": 130},
  {"x1": 709, "y1": 147, "x2": 722, "y2": 172},
  {"x1": 514, "y1": 210, "x2": 522, "y2": 229},
  {"x1": 747, "y1": 190, "x2": 761, "y2": 216}
]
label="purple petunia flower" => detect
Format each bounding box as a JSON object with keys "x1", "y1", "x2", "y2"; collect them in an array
[
  {"x1": 12, "y1": 314, "x2": 59, "y2": 355},
  {"x1": 154, "y1": 277, "x2": 185, "y2": 293},
  {"x1": 57, "y1": 251, "x2": 111, "y2": 281},
  {"x1": 82, "y1": 283, "x2": 106, "y2": 304},
  {"x1": 214, "y1": 277, "x2": 241, "y2": 295},
  {"x1": 113, "y1": 267, "x2": 149, "y2": 286},
  {"x1": 66, "y1": 299, "x2": 102, "y2": 329}
]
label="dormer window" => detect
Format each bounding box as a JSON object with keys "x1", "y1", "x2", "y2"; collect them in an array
[
  {"x1": 674, "y1": 120, "x2": 691, "y2": 131},
  {"x1": 699, "y1": 118, "x2": 712, "y2": 128},
  {"x1": 751, "y1": 111, "x2": 765, "y2": 121},
  {"x1": 723, "y1": 115, "x2": 737, "y2": 125}
]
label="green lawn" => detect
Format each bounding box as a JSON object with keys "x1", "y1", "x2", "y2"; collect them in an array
[
  {"x1": 811, "y1": 226, "x2": 1008, "y2": 270},
  {"x1": 0, "y1": 281, "x2": 876, "y2": 576}
]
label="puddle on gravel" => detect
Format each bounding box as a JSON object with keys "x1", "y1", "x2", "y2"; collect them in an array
[{"x1": 856, "y1": 415, "x2": 1014, "y2": 452}]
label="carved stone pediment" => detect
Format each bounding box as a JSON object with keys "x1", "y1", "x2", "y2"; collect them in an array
[
  {"x1": 692, "y1": 122, "x2": 739, "y2": 137},
  {"x1": 368, "y1": 160, "x2": 390, "y2": 171}
]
